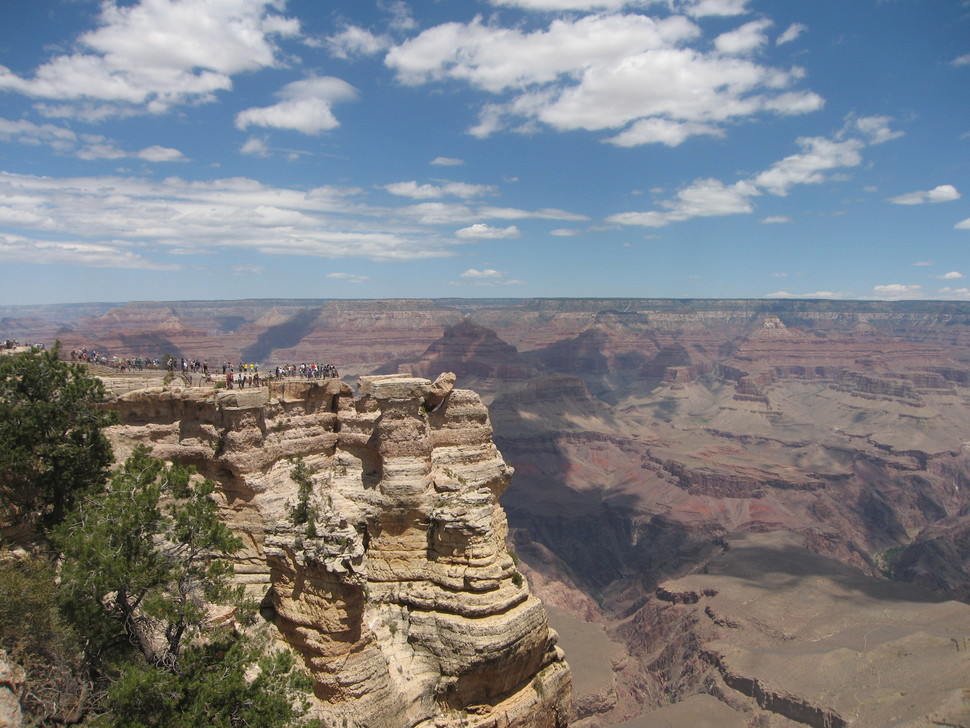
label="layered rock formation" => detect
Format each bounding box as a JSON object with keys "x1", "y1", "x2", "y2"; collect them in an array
[
  {"x1": 104, "y1": 374, "x2": 570, "y2": 728},
  {"x1": 8, "y1": 297, "x2": 970, "y2": 726}
]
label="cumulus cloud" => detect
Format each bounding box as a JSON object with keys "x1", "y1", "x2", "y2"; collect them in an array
[
  {"x1": 937, "y1": 271, "x2": 964, "y2": 279},
  {"x1": 236, "y1": 76, "x2": 358, "y2": 134},
  {"x1": 0, "y1": 0, "x2": 299, "y2": 119},
  {"x1": 888, "y1": 184, "x2": 960, "y2": 205},
  {"x1": 326, "y1": 26, "x2": 391, "y2": 59},
  {"x1": 384, "y1": 181, "x2": 496, "y2": 199},
  {"x1": 753, "y1": 136, "x2": 863, "y2": 196},
  {"x1": 872, "y1": 283, "x2": 923, "y2": 300},
  {"x1": 385, "y1": 11, "x2": 821, "y2": 147},
  {"x1": 609, "y1": 179, "x2": 757, "y2": 226},
  {"x1": 938, "y1": 287, "x2": 970, "y2": 300},
  {"x1": 606, "y1": 119, "x2": 723, "y2": 147},
  {"x1": 609, "y1": 117, "x2": 901, "y2": 227},
  {"x1": 952, "y1": 52, "x2": 970, "y2": 67},
  {"x1": 851, "y1": 115, "x2": 903, "y2": 145},
  {"x1": 137, "y1": 145, "x2": 187, "y2": 162},
  {"x1": 714, "y1": 19, "x2": 772, "y2": 55},
  {"x1": 456, "y1": 223, "x2": 521, "y2": 239},
  {"x1": 431, "y1": 156, "x2": 464, "y2": 166},
  {"x1": 776, "y1": 23, "x2": 807, "y2": 45},
  {"x1": 761, "y1": 215, "x2": 792, "y2": 224},
  {"x1": 240, "y1": 137, "x2": 270, "y2": 156},
  {"x1": 956, "y1": 218, "x2": 970, "y2": 230}
]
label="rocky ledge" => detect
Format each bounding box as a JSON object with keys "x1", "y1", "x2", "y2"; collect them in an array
[{"x1": 105, "y1": 374, "x2": 571, "y2": 728}]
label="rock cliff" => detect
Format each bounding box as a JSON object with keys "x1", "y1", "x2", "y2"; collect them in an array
[{"x1": 104, "y1": 374, "x2": 571, "y2": 728}]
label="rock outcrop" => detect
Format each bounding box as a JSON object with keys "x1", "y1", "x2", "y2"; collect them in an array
[
  {"x1": 0, "y1": 651, "x2": 24, "y2": 728},
  {"x1": 105, "y1": 375, "x2": 571, "y2": 728}
]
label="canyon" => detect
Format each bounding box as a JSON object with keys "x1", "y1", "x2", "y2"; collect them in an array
[{"x1": 4, "y1": 297, "x2": 970, "y2": 727}]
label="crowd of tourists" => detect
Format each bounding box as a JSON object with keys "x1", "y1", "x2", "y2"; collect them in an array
[
  {"x1": 64, "y1": 347, "x2": 340, "y2": 389},
  {"x1": 221, "y1": 361, "x2": 339, "y2": 389}
]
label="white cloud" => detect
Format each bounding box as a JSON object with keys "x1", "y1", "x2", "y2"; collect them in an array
[
  {"x1": 872, "y1": 283, "x2": 923, "y2": 300},
  {"x1": 766, "y1": 290, "x2": 843, "y2": 299},
  {"x1": 912, "y1": 261, "x2": 934, "y2": 266},
  {"x1": 938, "y1": 287, "x2": 970, "y2": 300},
  {"x1": 137, "y1": 145, "x2": 186, "y2": 162},
  {"x1": 776, "y1": 23, "x2": 807, "y2": 45},
  {"x1": 384, "y1": 181, "x2": 496, "y2": 199},
  {"x1": 606, "y1": 119, "x2": 723, "y2": 147},
  {"x1": 888, "y1": 184, "x2": 960, "y2": 205},
  {"x1": 325, "y1": 272, "x2": 370, "y2": 283},
  {"x1": 714, "y1": 19, "x2": 772, "y2": 55},
  {"x1": 956, "y1": 218, "x2": 970, "y2": 230},
  {"x1": 460, "y1": 268, "x2": 506, "y2": 279},
  {"x1": 456, "y1": 267, "x2": 525, "y2": 286},
  {"x1": 0, "y1": 117, "x2": 186, "y2": 161},
  {"x1": 236, "y1": 76, "x2": 358, "y2": 134},
  {"x1": 241, "y1": 137, "x2": 270, "y2": 156},
  {"x1": 0, "y1": 233, "x2": 179, "y2": 270},
  {"x1": 851, "y1": 115, "x2": 903, "y2": 145},
  {"x1": 488, "y1": 0, "x2": 747, "y2": 11},
  {"x1": 0, "y1": 0, "x2": 299, "y2": 118},
  {"x1": 326, "y1": 26, "x2": 391, "y2": 59},
  {"x1": 937, "y1": 271, "x2": 964, "y2": 279},
  {"x1": 431, "y1": 156, "x2": 464, "y2": 166},
  {"x1": 0, "y1": 117, "x2": 78, "y2": 151},
  {"x1": 456, "y1": 223, "x2": 522, "y2": 239},
  {"x1": 761, "y1": 215, "x2": 792, "y2": 224},
  {"x1": 550, "y1": 228, "x2": 582, "y2": 236},
  {"x1": 490, "y1": 0, "x2": 749, "y2": 15},
  {"x1": 753, "y1": 136, "x2": 863, "y2": 196},
  {"x1": 609, "y1": 117, "x2": 900, "y2": 226},
  {"x1": 398, "y1": 201, "x2": 476, "y2": 225},
  {"x1": 0, "y1": 170, "x2": 491, "y2": 265},
  {"x1": 385, "y1": 12, "x2": 821, "y2": 146},
  {"x1": 680, "y1": 0, "x2": 750, "y2": 16},
  {"x1": 952, "y1": 52, "x2": 970, "y2": 67},
  {"x1": 478, "y1": 206, "x2": 589, "y2": 221},
  {"x1": 609, "y1": 178, "x2": 756, "y2": 226}
]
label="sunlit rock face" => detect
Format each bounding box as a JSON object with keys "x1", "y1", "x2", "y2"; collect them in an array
[{"x1": 105, "y1": 374, "x2": 571, "y2": 728}]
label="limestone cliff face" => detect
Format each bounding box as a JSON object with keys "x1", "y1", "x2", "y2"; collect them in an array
[{"x1": 105, "y1": 374, "x2": 571, "y2": 728}]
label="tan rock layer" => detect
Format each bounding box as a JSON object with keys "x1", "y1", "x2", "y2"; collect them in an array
[{"x1": 106, "y1": 375, "x2": 571, "y2": 728}]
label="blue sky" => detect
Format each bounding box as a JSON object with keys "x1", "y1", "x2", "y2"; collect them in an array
[{"x1": 0, "y1": 0, "x2": 967, "y2": 305}]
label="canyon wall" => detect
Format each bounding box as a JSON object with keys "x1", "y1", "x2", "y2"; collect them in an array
[
  {"x1": 104, "y1": 374, "x2": 571, "y2": 728},
  {"x1": 8, "y1": 297, "x2": 970, "y2": 726}
]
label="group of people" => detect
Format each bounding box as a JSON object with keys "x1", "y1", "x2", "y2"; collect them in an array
[
  {"x1": 62, "y1": 347, "x2": 340, "y2": 388},
  {"x1": 272, "y1": 362, "x2": 339, "y2": 380},
  {"x1": 70, "y1": 348, "x2": 110, "y2": 365},
  {"x1": 220, "y1": 361, "x2": 340, "y2": 389}
]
